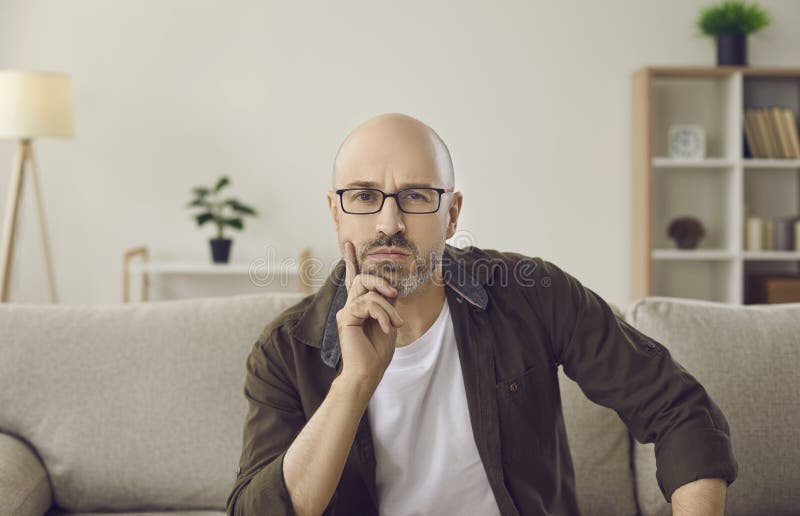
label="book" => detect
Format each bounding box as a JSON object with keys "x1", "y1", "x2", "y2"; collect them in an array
[
  {"x1": 744, "y1": 107, "x2": 800, "y2": 159},
  {"x1": 743, "y1": 110, "x2": 763, "y2": 158},
  {"x1": 752, "y1": 109, "x2": 767, "y2": 158},
  {"x1": 771, "y1": 106, "x2": 792, "y2": 159},
  {"x1": 764, "y1": 218, "x2": 774, "y2": 249},
  {"x1": 748, "y1": 274, "x2": 800, "y2": 304},
  {"x1": 782, "y1": 108, "x2": 800, "y2": 159},
  {"x1": 761, "y1": 108, "x2": 782, "y2": 158},
  {"x1": 745, "y1": 216, "x2": 763, "y2": 250},
  {"x1": 754, "y1": 109, "x2": 770, "y2": 158},
  {"x1": 753, "y1": 109, "x2": 774, "y2": 158}
]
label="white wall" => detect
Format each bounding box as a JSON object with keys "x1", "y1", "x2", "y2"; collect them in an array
[{"x1": 1, "y1": 0, "x2": 799, "y2": 307}]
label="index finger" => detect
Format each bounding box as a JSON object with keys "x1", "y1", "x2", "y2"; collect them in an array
[{"x1": 343, "y1": 241, "x2": 360, "y2": 292}]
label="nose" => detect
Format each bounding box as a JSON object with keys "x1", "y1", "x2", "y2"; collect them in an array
[{"x1": 375, "y1": 195, "x2": 406, "y2": 236}]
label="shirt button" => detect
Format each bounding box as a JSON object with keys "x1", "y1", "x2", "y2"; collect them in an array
[{"x1": 509, "y1": 382, "x2": 519, "y2": 392}]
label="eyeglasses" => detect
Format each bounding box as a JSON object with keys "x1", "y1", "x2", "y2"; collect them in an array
[{"x1": 335, "y1": 187, "x2": 452, "y2": 214}]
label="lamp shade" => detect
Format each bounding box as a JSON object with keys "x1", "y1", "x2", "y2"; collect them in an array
[{"x1": 0, "y1": 70, "x2": 74, "y2": 139}]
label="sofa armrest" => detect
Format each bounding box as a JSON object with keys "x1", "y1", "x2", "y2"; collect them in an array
[{"x1": 0, "y1": 432, "x2": 52, "y2": 516}]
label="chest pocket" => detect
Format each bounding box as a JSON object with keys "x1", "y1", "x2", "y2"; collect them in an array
[{"x1": 495, "y1": 363, "x2": 554, "y2": 466}]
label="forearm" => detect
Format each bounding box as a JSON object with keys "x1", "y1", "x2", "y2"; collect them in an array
[
  {"x1": 671, "y1": 478, "x2": 727, "y2": 516},
  {"x1": 283, "y1": 374, "x2": 376, "y2": 516}
]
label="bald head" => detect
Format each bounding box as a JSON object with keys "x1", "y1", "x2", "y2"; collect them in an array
[{"x1": 331, "y1": 113, "x2": 454, "y2": 190}]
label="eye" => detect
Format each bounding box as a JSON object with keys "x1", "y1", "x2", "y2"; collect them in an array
[
  {"x1": 400, "y1": 189, "x2": 434, "y2": 202},
  {"x1": 348, "y1": 190, "x2": 378, "y2": 202}
]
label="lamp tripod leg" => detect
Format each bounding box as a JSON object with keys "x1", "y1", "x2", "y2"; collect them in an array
[
  {"x1": 28, "y1": 143, "x2": 58, "y2": 303},
  {"x1": 0, "y1": 140, "x2": 28, "y2": 302}
]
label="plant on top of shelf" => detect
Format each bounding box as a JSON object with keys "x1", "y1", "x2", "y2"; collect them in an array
[
  {"x1": 695, "y1": 0, "x2": 771, "y2": 66},
  {"x1": 187, "y1": 175, "x2": 259, "y2": 264}
]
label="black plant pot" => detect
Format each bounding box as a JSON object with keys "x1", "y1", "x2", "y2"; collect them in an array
[
  {"x1": 210, "y1": 238, "x2": 232, "y2": 263},
  {"x1": 675, "y1": 236, "x2": 701, "y2": 250},
  {"x1": 716, "y1": 33, "x2": 747, "y2": 66}
]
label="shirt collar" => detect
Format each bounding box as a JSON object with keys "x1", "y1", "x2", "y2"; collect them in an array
[{"x1": 289, "y1": 243, "x2": 491, "y2": 369}]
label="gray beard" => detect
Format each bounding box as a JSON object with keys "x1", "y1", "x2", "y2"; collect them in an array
[{"x1": 367, "y1": 250, "x2": 440, "y2": 298}]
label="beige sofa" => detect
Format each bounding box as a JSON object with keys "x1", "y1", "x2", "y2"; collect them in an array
[{"x1": 1, "y1": 292, "x2": 797, "y2": 516}]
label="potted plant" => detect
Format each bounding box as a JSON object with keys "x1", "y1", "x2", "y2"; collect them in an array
[
  {"x1": 187, "y1": 176, "x2": 258, "y2": 263},
  {"x1": 696, "y1": 0, "x2": 771, "y2": 66},
  {"x1": 667, "y1": 216, "x2": 707, "y2": 249}
]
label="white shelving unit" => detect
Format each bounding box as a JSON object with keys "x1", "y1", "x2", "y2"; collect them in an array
[
  {"x1": 130, "y1": 262, "x2": 300, "y2": 275},
  {"x1": 632, "y1": 67, "x2": 800, "y2": 304},
  {"x1": 122, "y1": 246, "x2": 314, "y2": 302}
]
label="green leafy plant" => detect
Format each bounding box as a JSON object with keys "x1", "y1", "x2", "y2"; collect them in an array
[
  {"x1": 696, "y1": 0, "x2": 771, "y2": 36},
  {"x1": 186, "y1": 175, "x2": 258, "y2": 240}
]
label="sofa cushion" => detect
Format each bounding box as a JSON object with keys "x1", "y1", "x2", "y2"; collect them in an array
[
  {"x1": 0, "y1": 292, "x2": 307, "y2": 512},
  {"x1": 0, "y1": 432, "x2": 53, "y2": 516},
  {"x1": 624, "y1": 296, "x2": 800, "y2": 516}
]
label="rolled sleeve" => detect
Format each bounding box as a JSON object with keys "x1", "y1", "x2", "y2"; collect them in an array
[
  {"x1": 655, "y1": 422, "x2": 737, "y2": 502},
  {"x1": 228, "y1": 447, "x2": 294, "y2": 516},
  {"x1": 520, "y1": 257, "x2": 738, "y2": 503},
  {"x1": 226, "y1": 326, "x2": 304, "y2": 516}
]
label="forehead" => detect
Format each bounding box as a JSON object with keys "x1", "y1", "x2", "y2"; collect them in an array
[
  {"x1": 335, "y1": 154, "x2": 444, "y2": 189},
  {"x1": 340, "y1": 175, "x2": 442, "y2": 190}
]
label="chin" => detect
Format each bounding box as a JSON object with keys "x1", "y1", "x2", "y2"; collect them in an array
[
  {"x1": 369, "y1": 263, "x2": 407, "y2": 280},
  {"x1": 363, "y1": 262, "x2": 409, "y2": 283}
]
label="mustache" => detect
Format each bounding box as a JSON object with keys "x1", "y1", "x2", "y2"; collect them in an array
[{"x1": 365, "y1": 236, "x2": 416, "y2": 255}]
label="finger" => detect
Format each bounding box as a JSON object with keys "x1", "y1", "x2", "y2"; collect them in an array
[
  {"x1": 348, "y1": 272, "x2": 369, "y2": 302},
  {"x1": 357, "y1": 292, "x2": 404, "y2": 327},
  {"x1": 368, "y1": 303, "x2": 391, "y2": 334},
  {"x1": 342, "y1": 295, "x2": 393, "y2": 331},
  {"x1": 343, "y1": 241, "x2": 359, "y2": 293},
  {"x1": 340, "y1": 292, "x2": 404, "y2": 330},
  {"x1": 352, "y1": 273, "x2": 398, "y2": 300}
]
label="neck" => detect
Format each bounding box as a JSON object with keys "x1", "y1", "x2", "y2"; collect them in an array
[{"x1": 393, "y1": 267, "x2": 447, "y2": 347}]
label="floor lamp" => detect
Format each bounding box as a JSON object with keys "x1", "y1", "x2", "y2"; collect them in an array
[{"x1": 0, "y1": 70, "x2": 74, "y2": 303}]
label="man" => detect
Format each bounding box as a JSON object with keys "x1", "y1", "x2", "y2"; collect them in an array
[{"x1": 226, "y1": 113, "x2": 737, "y2": 516}]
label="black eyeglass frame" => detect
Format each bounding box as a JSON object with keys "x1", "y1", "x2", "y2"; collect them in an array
[{"x1": 335, "y1": 187, "x2": 453, "y2": 214}]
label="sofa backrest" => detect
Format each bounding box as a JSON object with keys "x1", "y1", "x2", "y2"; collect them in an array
[
  {"x1": 0, "y1": 291, "x2": 640, "y2": 514},
  {"x1": 624, "y1": 296, "x2": 800, "y2": 516},
  {"x1": 0, "y1": 292, "x2": 307, "y2": 512}
]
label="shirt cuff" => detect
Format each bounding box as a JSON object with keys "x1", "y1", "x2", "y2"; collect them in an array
[
  {"x1": 655, "y1": 423, "x2": 739, "y2": 503},
  {"x1": 232, "y1": 448, "x2": 296, "y2": 516}
]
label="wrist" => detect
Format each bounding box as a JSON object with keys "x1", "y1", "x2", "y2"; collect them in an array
[{"x1": 333, "y1": 373, "x2": 380, "y2": 403}]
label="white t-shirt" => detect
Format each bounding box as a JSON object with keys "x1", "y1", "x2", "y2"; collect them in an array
[{"x1": 367, "y1": 297, "x2": 502, "y2": 516}]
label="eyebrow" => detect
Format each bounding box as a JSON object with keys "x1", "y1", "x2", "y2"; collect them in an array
[{"x1": 341, "y1": 180, "x2": 438, "y2": 189}]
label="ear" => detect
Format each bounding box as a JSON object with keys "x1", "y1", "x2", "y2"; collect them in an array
[
  {"x1": 445, "y1": 191, "x2": 462, "y2": 240},
  {"x1": 326, "y1": 190, "x2": 340, "y2": 232}
]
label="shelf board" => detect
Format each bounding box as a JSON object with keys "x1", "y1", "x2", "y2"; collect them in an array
[
  {"x1": 742, "y1": 250, "x2": 800, "y2": 261},
  {"x1": 129, "y1": 262, "x2": 300, "y2": 275},
  {"x1": 652, "y1": 249, "x2": 735, "y2": 260},
  {"x1": 645, "y1": 66, "x2": 800, "y2": 78},
  {"x1": 652, "y1": 157, "x2": 734, "y2": 168},
  {"x1": 743, "y1": 159, "x2": 800, "y2": 169}
]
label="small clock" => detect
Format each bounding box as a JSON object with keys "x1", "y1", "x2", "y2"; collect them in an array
[{"x1": 668, "y1": 124, "x2": 706, "y2": 160}]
